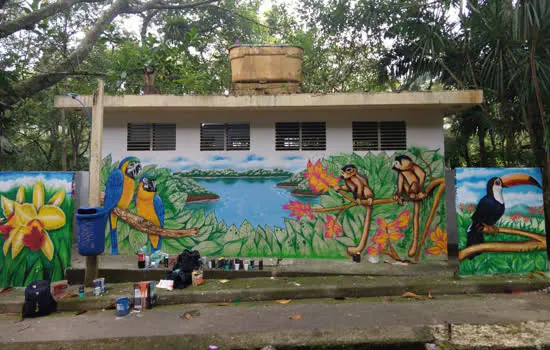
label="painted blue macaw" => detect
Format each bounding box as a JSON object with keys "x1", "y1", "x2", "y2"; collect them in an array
[
  {"x1": 135, "y1": 177, "x2": 165, "y2": 253},
  {"x1": 103, "y1": 157, "x2": 142, "y2": 255}
]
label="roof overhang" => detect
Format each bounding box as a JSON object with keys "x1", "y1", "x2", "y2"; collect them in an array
[{"x1": 54, "y1": 90, "x2": 483, "y2": 114}]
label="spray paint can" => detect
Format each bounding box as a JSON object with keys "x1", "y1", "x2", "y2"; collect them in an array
[{"x1": 78, "y1": 285, "x2": 84, "y2": 297}]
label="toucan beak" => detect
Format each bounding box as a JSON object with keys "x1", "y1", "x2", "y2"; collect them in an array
[{"x1": 500, "y1": 173, "x2": 542, "y2": 189}]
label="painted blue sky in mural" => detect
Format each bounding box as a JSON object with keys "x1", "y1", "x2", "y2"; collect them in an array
[
  {"x1": 0, "y1": 172, "x2": 75, "y2": 193},
  {"x1": 456, "y1": 168, "x2": 543, "y2": 209},
  {"x1": 164, "y1": 153, "x2": 310, "y2": 172}
]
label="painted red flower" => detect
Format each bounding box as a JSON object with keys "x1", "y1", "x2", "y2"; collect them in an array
[
  {"x1": 522, "y1": 216, "x2": 530, "y2": 223},
  {"x1": 371, "y1": 211, "x2": 408, "y2": 249},
  {"x1": 324, "y1": 215, "x2": 343, "y2": 238},
  {"x1": 528, "y1": 207, "x2": 537, "y2": 215},
  {"x1": 21, "y1": 220, "x2": 46, "y2": 252},
  {"x1": 304, "y1": 160, "x2": 339, "y2": 194},
  {"x1": 459, "y1": 203, "x2": 465, "y2": 211},
  {"x1": 0, "y1": 214, "x2": 16, "y2": 240},
  {"x1": 283, "y1": 200, "x2": 313, "y2": 221},
  {"x1": 510, "y1": 214, "x2": 521, "y2": 221},
  {"x1": 466, "y1": 204, "x2": 475, "y2": 213}
]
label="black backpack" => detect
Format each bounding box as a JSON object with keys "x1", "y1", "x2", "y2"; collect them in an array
[
  {"x1": 166, "y1": 249, "x2": 201, "y2": 289},
  {"x1": 22, "y1": 280, "x2": 57, "y2": 318}
]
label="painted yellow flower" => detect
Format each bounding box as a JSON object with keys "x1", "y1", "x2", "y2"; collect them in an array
[{"x1": 1, "y1": 181, "x2": 66, "y2": 260}]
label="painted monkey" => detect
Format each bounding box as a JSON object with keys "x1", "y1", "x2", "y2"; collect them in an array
[
  {"x1": 392, "y1": 155, "x2": 426, "y2": 204},
  {"x1": 332, "y1": 164, "x2": 375, "y2": 256},
  {"x1": 391, "y1": 155, "x2": 427, "y2": 258},
  {"x1": 334, "y1": 164, "x2": 375, "y2": 205}
]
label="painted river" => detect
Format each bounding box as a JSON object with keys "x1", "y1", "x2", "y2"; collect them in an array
[{"x1": 185, "y1": 178, "x2": 319, "y2": 228}]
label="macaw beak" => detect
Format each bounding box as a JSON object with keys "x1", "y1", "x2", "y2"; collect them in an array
[{"x1": 500, "y1": 173, "x2": 542, "y2": 189}]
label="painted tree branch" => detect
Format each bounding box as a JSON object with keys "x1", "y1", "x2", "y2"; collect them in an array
[
  {"x1": 459, "y1": 240, "x2": 546, "y2": 261},
  {"x1": 481, "y1": 226, "x2": 546, "y2": 243},
  {"x1": 311, "y1": 177, "x2": 445, "y2": 212},
  {"x1": 112, "y1": 207, "x2": 199, "y2": 238},
  {"x1": 414, "y1": 181, "x2": 445, "y2": 261},
  {"x1": 100, "y1": 192, "x2": 199, "y2": 238}
]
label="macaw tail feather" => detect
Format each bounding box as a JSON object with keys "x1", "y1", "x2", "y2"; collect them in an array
[
  {"x1": 149, "y1": 235, "x2": 161, "y2": 254},
  {"x1": 109, "y1": 213, "x2": 119, "y2": 255}
]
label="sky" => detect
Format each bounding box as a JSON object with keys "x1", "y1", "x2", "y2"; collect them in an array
[
  {"x1": 456, "y1": 168, "x2": 544, "y2": 209},
  {"x1": 0, "y1": 172, "x2": 75, "y2": 193}
]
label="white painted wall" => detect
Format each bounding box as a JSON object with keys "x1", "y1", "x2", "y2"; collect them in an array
[{"x1": 102, "y1": 108, "x2": 445, "y2": 171}]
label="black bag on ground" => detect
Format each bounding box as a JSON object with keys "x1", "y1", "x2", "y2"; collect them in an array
[
  {"x1": 22, "y1": 280, "x2": 57, "y2": 318},
  {"x1": 177, "y1": 249, "x2": 201, "y2": 272},
  {"x1": 166, "y1": 249, "x2": 201, "y2": 289}
]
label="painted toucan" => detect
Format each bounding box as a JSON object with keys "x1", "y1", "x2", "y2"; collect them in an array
[
  {"x1": 466, "y1": 173, "x2": 542, "y2": 259},
  {"x1": 104, "y1": 157, "x2": 142, "y2": 255},
  {"x1": 136, "y1": 177, "x2": 165, "y2": 254}
]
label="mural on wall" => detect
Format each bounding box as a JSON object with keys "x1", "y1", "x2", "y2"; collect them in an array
[
  {"x1": 0, "y1": 173, "x2": 74, "y2": 287},
  {"x1": 100, "y1": 147, "x2": 446, "y2": 262},
  {"x1": 456, "y1": 168, "x2": 547, "y2": 275}
]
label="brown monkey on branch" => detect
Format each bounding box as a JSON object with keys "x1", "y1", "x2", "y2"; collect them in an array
[
  {"x1": 392, "y1": 155, "x2": 426, "y2": 258},
  {"x1": 333, "y1": 164, "x2": 374, "y2": 256}
]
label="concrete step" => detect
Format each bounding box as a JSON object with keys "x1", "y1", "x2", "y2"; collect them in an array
[{"x1": 1, "y1": 274, "x2": 548, "y2": 314}]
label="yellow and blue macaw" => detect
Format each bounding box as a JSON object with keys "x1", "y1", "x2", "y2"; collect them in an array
[
  {"x1": 136, "y1": 177, "x2": 165, "y2": 253},
  {"x1": 104, "y1": 157, "x2": 142, "y2": 255}
]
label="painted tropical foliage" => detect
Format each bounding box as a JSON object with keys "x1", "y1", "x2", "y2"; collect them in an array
[
  {"x1": 101, "y1": 147, "x2": 446, "y2": 261},
  {"x1": 0, "y1": 173, "x2": 74, "y2": 287},
  {"x1": 456, "y1": 168, "x2": 547, "y2": 275}
]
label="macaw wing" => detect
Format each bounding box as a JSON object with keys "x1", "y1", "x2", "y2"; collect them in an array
[
  {"x1": 104, "y1": 169, "x2": 124, "y2": 211},
  {"x1": 154, "y1": 195, "x2": 165, "y2": 228}
]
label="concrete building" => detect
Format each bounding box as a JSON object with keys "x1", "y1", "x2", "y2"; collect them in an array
[{"x1": 55, "y1": 91, "x2": 482, "y2": 262}]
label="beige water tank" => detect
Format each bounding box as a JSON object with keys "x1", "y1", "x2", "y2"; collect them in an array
[{"x1": 229, "y1": 44, "x2": 304, "y2": 95}]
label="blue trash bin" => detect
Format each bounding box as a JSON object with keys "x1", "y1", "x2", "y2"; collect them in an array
[{"x1": 76, "y1": 207, "x2": 108, "y2": 256}]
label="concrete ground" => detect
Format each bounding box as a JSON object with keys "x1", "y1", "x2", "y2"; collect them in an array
[{"x1": 2, "y1": 293, "x2": 550, "y2": 349}]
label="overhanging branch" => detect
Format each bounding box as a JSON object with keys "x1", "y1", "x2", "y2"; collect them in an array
[{"x1": 0, "y1": 0, "x2": 104, "y2": 39}]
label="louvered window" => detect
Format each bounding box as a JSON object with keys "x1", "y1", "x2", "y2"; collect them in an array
[
  {"x1": 200, "y1": 123, "x2": 250, "y2": 151},
  {"x1": 127, "y1": 123, "x2": 176, "y2": 151},
  {"x1": 226, "y1": 124, "x2": 250, "y2": 150},
  {"x1": 352, "y1": 121, "x2": 406, "y2": 151},
  {"x1": 153, "y1": 124, "x2": 176, "y2": 151},
  {"x1": 275, "y1": 122, "x2": 326, "y2": 151}
]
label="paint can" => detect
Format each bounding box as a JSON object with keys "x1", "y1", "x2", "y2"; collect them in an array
[
  {"x1": 250, "y1": 260, "x2": 254, "y2": 270},
  {"x1": 78, "y1": 285, "x2": 84, "y2": 298},
  {"x1": 259, "y1": 259, "x2": 264, "y2": 270},
  {"x1": 115, "y1": 297, "x2": 130, "y2": 317},
  {"x1": 244, "y1": 262, "x2": 249, "y2": 271},
  {"x1": 208, "y1": 259, "x2": 213, "y2": 269},
  {"x1": 133, "y1": 281, "x2": 157, "y2": 311},
  {"x1": 192, "y1": 271, "x2": 204, "y2": 286},
  {"x1": 234, "y1": 262, "x2": 240, "y2": 271},
  {"x1": 93, "y1": 278, "x2": 105, "y2": 295},
  {"x1": 352, "y1": 253, "x2": 361, "y2": 263},
  {"x1": 145, "y1": 255, "x2": 150, "y2": 267}
]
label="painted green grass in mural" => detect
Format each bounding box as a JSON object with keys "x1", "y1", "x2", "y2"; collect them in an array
[
  {"x1": 457, "y1": 210, "x2": 547, "y2": 275},
  {"x1": 0, "y1": 186, "x2": 73, "y2": 287}
]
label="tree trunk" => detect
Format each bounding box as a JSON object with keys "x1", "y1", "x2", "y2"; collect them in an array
[
  {"x1": 524, "y1": 102, "x2": 550, "y2": 256},
  {"x1": 477, "y1": 123, "x2": 488, "y2": 166},
  {"x1": 60, "y1": 109, "x2": 67, "y2": 171},
  {"x1": 462, "y1": 140, "x2": 472, "y2": 167}
]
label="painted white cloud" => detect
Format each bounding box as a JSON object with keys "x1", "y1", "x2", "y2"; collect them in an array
[
  {"x1": 503, "y1": 191, "x2": 544, "y2": 208},
  {"x1": 456, "y1": 186, "x2": 481, "y2": 205},
  {"x1": 0, "y1": 175, "x2": 73, "y2": 193},
  {"x1": 456, "y1": 186, "x2": 543, "y2": 208},
  {"x1": 456, "y1": 168, "x2": 502, "y2": 180}
]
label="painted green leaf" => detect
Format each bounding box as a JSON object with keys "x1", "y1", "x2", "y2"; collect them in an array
[
  {"x1": 221, "y1": 240, "x2": 243, "y2": 256},
  {"x1": 239, "y1": 220, "x2": 254, "y2": 236},
  {"x1": 223, "y1": 225, "x2": 240, "y2": 243},
  {"x1": 129, "y1": 230, "x2": 148, "y2": 253},
  {"x1": 273, "y1": 227, "x2": 288, "y2": 247},
  {"x1": 192, "y1": 241, "x2": 221, "y2": 256}
]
